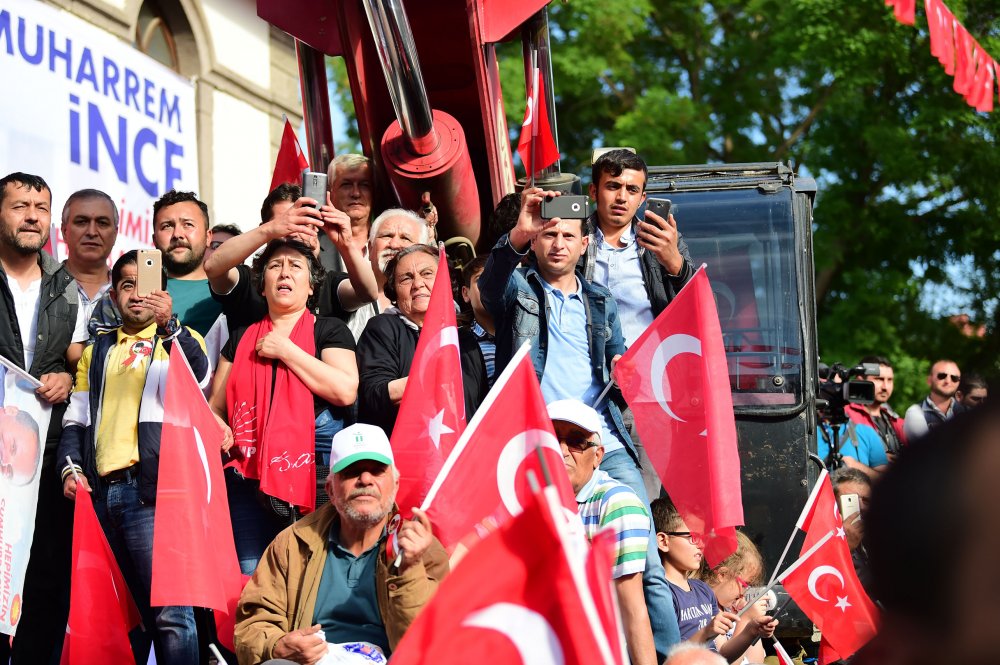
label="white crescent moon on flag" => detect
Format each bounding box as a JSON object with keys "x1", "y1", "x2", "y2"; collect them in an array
[
  {"x1": 416, "y1": 327, "x2": 460, "y2": 383},
  {"x1": 649, "y1": 334, "x2": 702, "y2": 422},
  {"x1": 496, "y1": 429, "x2": 560, "y2": 515},
  {"x1": 192, "y1": 427, "x2": 212, "y2": 504},
  {"x1": 462, "y1": 602, "x2": 565, "y2": 665},
  {"x1": 807, "y1": 565, "x2": 845, "y2": 602}
]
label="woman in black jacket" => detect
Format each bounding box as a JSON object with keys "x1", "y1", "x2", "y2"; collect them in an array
[{"x1": 356, "y1": 244, "x2": 486, "y2": 436}]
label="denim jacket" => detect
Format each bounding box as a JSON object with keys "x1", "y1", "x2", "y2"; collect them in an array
[{"x1": 478, "y1": 234, "x2": 635, "y2": 461}]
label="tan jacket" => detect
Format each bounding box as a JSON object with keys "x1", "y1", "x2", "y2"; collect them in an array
[{"x1": 234, "y1": 503, "x2": 449, "y2": 664}]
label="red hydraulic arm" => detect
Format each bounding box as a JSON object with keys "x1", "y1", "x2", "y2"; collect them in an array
[{"x1": 257, "y1": 0, "x2": 551, "y2": 250}]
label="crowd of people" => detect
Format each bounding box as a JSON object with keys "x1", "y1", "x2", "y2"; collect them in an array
[{"x1": 0, "y1": 147, "x2": 992, "y2": 665}]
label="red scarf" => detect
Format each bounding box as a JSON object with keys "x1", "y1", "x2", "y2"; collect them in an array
[{"x1": 226, "y1": 311, "x2": 316, "y2": 511}]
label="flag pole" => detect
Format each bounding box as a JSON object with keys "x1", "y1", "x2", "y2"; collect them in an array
[
  {"x1": 528, "y1": 46, "x2": 538, "y2": 189},
  {"x1": 591, "y1": 379, "x2": 614, "y2": 409}
]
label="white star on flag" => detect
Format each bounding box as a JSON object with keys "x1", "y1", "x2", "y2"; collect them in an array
[
  {"x1": 427, "y1": 409, "x2": 454, "y2": 450},
  {"x1": 835, "y1": 595, "x2": 852, "y2": 612},
  {"x1": 836, "y1": 527, "x2": 846, "y2": 539}
]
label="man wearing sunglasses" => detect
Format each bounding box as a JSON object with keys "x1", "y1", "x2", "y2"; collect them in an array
[
  {"x1": 903, "y1": 359, "x2": 963, "y2": 440},
  {"x1": 548, "y1": 399, "x2": 660, "y2": 665}
]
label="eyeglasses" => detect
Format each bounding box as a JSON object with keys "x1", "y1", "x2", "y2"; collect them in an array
[
  {"x1": 936, "y1": 372, "x2": 960, "y2": 382},
  {"x1": 558, "y1": 431, "x2": 600, "y2": 453},
  {"x1": 665, "y1": 531, "x2": 703, "y2": 546}
]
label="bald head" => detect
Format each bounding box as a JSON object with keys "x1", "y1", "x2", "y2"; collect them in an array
[{"x1": 664, "y1": 644, "x2": 727, "y2": 665}]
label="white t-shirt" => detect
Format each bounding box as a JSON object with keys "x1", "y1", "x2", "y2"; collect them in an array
[{"x1": 6, "y1": 275, "x2": 40, "y2": 368}]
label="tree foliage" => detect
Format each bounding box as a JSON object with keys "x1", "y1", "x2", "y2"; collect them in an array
[{"x1": 327, "y1": 0, "x2": 1000, "y2": 410}]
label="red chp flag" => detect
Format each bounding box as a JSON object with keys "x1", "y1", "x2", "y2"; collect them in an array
[
  {"x1": 422, "y1": 343, "x2": 576, "y2": 549},
  {"x1": 780, "y1": 530, "x2": 879, "y2": 660},
  {"x1": 151, "y1": 344, "x2": 244, "y2": 650},
  {"x1": 614, "y1": 265, "x2": 743, "y2": 566},
  {"x1": 516, "y1": 67, "x2": 560, "y2": 173},
  {"x1": 797, "y1": 469, "x2": 843, "y2": 553},
  {"x1": 269, "y1": 117, "x2": 310, "y2": 192},
  {"x1": 392, "y1": 487, "x2": 623, "y2": 665},
  {"x1": 62, "y1": 485, "x2": 140, "y2": 665},
  {"x1": 391, "y1": 245, "x2": 466, "y2": 516}
]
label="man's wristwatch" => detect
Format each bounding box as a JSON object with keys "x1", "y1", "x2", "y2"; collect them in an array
[{"x1": 157, "y1": 314, "x2": 181, "y2": 338}]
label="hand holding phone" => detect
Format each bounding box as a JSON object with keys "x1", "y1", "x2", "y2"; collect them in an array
[
  {"x1": 643, "y1": 197, "x2": 672, "y2": 223},
  {"x1": 136, "y1": 249, "x2": 162, "y2": 297}
]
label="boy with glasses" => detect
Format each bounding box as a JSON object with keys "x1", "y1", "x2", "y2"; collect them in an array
[
  {"x1": 904, "y1": 359, "x2": 963, "y2": 440},
  {"x1": 547, "y1": 399, "x2": 657, "y2": 665}
]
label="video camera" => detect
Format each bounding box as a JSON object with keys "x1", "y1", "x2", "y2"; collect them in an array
[{"x1": 816, "y1": 362, "x2": 878, "y2": 423}]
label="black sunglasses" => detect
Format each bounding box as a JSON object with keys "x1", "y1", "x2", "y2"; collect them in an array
[
  {"x1": 936, "y1": 372, "x2": 960, "y2": 382},
  {"x1": 558, "y1": 431, "x2": 600, "y2": 452}
]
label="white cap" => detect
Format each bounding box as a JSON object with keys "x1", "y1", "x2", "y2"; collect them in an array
[
  {"x1": 546, "y1": 399, "x2": 602, "y2": 442},
  {"x1": 330, "y1": 423, "x2": 394, "y2": 473}
]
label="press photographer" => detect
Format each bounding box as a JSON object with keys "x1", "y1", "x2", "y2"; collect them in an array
[{"x1": 816, "y1": 362, "x2": 889, "y2": 478}]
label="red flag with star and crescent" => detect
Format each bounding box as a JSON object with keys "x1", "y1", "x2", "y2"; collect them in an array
[
  {"x1": 391, "y1": 487, "x2": 623, "y2": 665},
  {"x1": 780, "y1": 530, "x2": 879, "y2": 660},
  {"x1": 421, "y1": 343, "x2": 575, "y2": 550},
  {"x1": 797, "y1": 468, "x2": 843, "y2": 553},
  {"x1": 516, "y1": 67, "x2": 560, "y2": 173},
  {"x1": 390, "y1": 244, "x2": 466, "y2": 517},
  {"x1": 269, "y1": 117, "x2": 310, "y2": 192},
  {"x1": 151, "y1": 344, "x2": 245, "y2": 650},
  {"x1": 614, "y1": 265, "x2": 743, "y2": 566}
]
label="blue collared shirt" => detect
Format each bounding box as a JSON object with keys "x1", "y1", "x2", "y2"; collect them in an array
[
  {"x1": 538, "y1": 276, "x2": 623, "y2": 452},
  {"x1": 591, "y1": 225, "x2": 653, "y2": 347}
]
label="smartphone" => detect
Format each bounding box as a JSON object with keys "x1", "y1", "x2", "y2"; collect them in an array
[
  {"x1": 839, "y1": 493, "x2": 861, "y2": 521},
  {"x1": 540, "y1": 194, "x2": 590, "y2": 220},
  {"x1": 136, "y1": 249, "x2": 162, "y2": 297},
  {"x1": 644, "y1": 197, "x2": 672, "y2": 222},
  {"x1": 301, "y1": 171, "x2": 327, "y2": 207}
]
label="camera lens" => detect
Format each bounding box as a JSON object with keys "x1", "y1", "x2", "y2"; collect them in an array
[
  {"x1": 571, "y1": 203, "x2": 581, "y2": 212},
  {"x1": 146, "y1": 259, "x2": 153, "y2": 267}
]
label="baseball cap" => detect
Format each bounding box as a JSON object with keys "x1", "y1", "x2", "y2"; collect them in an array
[
  {"x1": 546, "y1": 399, "x2": 603, "y2": 440},
  {"x1": 330, "y1": 424, "x2": 394, "y2": 473}
]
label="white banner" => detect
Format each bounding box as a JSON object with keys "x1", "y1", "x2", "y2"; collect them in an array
[
  {"x1": 0, "y1": 0, "x2": 199, "y2": 261},
  {"x1": 0, "y1": 356, "x2": 51, "y2": 636}
]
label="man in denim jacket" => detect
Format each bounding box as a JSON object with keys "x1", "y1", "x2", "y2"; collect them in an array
[{"x1": 479, "y1": 187, "x2": 681, "y2": 659}]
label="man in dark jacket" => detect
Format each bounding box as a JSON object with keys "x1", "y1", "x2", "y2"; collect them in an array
[
  {"x1": 59, "y1": 250, "x2": 209, "y2": 665},
  {"x1": 479, "y1": 187, "x2": 681, "y2": 658},
  {"x1": 0, "y1": 171, "x2": 78, "y2": 664}
]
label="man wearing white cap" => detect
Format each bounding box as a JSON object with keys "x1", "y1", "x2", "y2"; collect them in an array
[
  {"x1": 548, "y1": 399, "x2": 657, "y2": 665},
  {"x1": 234, "y1": 423, "x2": 449, "y2": 665}
]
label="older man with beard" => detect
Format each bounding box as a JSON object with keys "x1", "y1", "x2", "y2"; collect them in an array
[{"x1": 235, "y1": 423, "x2": 448, "y2": 665}]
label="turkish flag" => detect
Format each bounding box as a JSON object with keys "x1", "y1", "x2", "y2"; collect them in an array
[
  {"x1": 391, "y1": 245, "x2": 466, "y2": 517},
  {"x1": 269, "y1": 117, "x2": 310, "y2": 193},
  {"x1": 797, "y1": 469, "x2": 843, "y2": 553},
  {"x1": 151, "y1": 344, "x2": 244, "y2": 650},
  {"x1": 818, "y1": 638, "x2": 843, "y2": 665},
  {"x1": 780, "y1": 530, "x2": 879, "y2": 660},
  {"x1": 61, "y1": 486, "x2": 140, "y2": 665},
  {"x1": 614, "y1": 265, "x2": 743, "y2": 566},
  {"x1": 953, "y1": 25, "x2": 976, "y2": 96},
  {"x1": 392, "y1": 487, "x2": 623, "y2": 665},
  {"x1": 885, "y1": 0, "x2": 915, "y2": 25},
  {"x1": 516, "y1": 68, "x2": 560, "y2": 173},
  {"x1": 422, "y1": 343, "x2": 575, "y2": 549},
  {"x1": 773, "y1": 638, "x2": 797, "y2": 665}
]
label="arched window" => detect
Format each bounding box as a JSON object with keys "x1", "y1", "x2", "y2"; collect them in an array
[{"x1": 134, "y1": 2, "x2": 180, "y2": 72}]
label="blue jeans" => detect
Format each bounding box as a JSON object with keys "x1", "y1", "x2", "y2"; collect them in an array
[
  {"x1": 600, "y1": 448, "x2": 680, "y2": 661},
  {"x1": 94, "y1": 475, "x2": 198, "y2": 665},
  {"x1": 226, "y1": 469, "x2": 286, "y2": 575}
]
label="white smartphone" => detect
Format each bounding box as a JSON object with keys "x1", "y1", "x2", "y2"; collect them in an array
[{"x1": 839, "y1": 493, "x2": 861, "y2": 521}]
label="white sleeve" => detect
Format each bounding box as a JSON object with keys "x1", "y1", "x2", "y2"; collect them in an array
[{"x1": 903, "y1": 403, "x2": 928, "y2": 440}]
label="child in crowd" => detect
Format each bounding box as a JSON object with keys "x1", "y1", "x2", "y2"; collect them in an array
[
  {"x1": 652, "y1": 498, "x2": 777, "y2": 658},
  {"x1": 696, "y1": 531, "x2": 775, "y2": 664}
]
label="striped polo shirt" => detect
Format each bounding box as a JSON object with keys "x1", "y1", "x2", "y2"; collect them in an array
[{"x1": 576, "y1": 469, "x2": 650, "y2": 578}]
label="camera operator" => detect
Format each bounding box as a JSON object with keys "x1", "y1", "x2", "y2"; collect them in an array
[
  {"x1": 817, "y1": 363, "x2": 889, "y2": 479},
  {"x1": 846, "y1": 355, "x2": 906, "y2": 462}
]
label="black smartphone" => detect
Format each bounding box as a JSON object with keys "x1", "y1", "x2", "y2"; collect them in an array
[
  {"x1": 301, "y1": 171, "x2": 327, "y2": 207},
  {"x1": 540, "y1": 195, "x2": 590, "y2": 220},
  {"x1": 644, "y1": 197, "x2": 672, "y2": 222}
]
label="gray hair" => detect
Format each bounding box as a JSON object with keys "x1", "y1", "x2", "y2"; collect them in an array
[
  {"x1": 61, "y1": 188, "x2": 119, "y2": 227},
  {"x1": 327, "y1": 153, "x2": 371, "y2": 183},
  {"x1": 367, "y1": 208, "x2": 430, "y2": 247}
]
